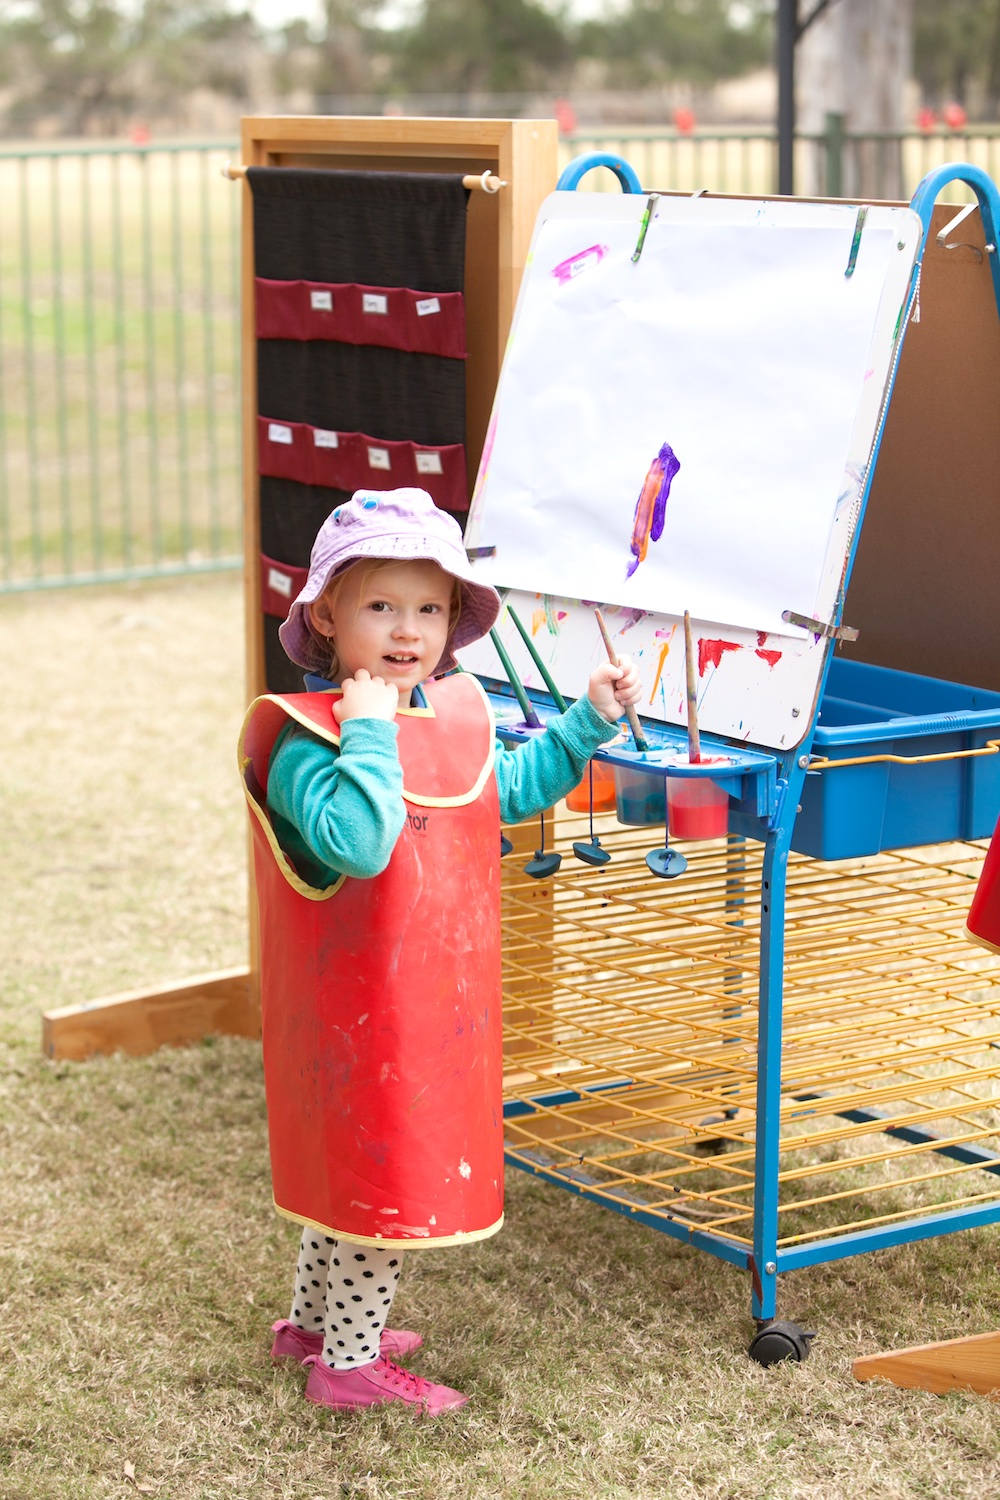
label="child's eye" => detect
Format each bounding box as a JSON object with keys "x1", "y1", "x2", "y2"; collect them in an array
[
  {"x1": 369, "y1": 600, "x2": 391, "y2": 612},
  {"x1": 420, "y1": 603, "x2": 442, "y2": 614}
]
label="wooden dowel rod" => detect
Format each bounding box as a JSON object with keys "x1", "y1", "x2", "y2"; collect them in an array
[
  {"x1": 221, "y1": 162, "x2": 507, "y2": 192},
  {"x1": 594, "y1": 609, "x2": 648, "y2": 753}
]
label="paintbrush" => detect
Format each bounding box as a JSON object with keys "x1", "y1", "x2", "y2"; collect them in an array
[
  {"x1": 490, "y1": 627, "x2": 543, "y2": 729},
  {"x1": 506, "y1": 606, "x2": 568, "y2": 713},
  {"x1": 594, "y1": 608, "x2": 649, "y2": 753},
  {"x1": 683, "y1": 610, "x2": 701, "y2": 764}
]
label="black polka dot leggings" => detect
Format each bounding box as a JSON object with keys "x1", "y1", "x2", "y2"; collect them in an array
[{"x1": 289, "y1": 1229, "x2": 403, "y2": 1370}]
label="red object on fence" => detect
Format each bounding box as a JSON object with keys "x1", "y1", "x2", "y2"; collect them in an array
[
  {"x1": 943, "y1": 102, "x2": 968, "y2": 131},
  {"x1": 966, "y1": 814, "x2": 1000, "y2": 955},
  {"x1": 239, "y1": 673, "x2": 505, "y2": 1248},
  {"x1": 674, "y1": 108, "x2": 696, "y2": 135},
  {"x1": 554, "y1": 99, "x2": 577, "y2": 135},
  {"x1": 916, "y1": 106, "x2": 937, "y2": 132}
]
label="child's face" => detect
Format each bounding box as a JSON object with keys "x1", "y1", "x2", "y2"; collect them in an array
[{"x1": 318, "y1": 559, "x2": 454, "y2": 694}]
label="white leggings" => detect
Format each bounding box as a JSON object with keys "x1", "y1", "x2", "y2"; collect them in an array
[{"x1": 289, "y1": 1229, "x2": 403, "y2": 1370}]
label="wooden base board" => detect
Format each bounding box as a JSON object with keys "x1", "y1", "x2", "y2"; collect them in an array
[
  {"x1": 853, "y1": 1330, "x2": 1000, "y2": 1398},
  {"x1": 42, "y1": 966, "x2": 258, "y2": 1061}
]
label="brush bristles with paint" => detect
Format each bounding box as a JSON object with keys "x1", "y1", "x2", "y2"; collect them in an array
[
  {"x1": 594, "y1": 608, "x2": 649, "y2": 753},
  {"x1": 683, "y1": 610, "x2": 701, "y2": 764}
]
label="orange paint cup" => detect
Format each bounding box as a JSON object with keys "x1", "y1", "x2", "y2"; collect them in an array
[{"x1": 566, "y1": 759, "x2": 617, "y2": 813}]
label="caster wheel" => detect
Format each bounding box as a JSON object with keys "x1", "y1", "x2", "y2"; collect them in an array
[{"x1": 748, "y1": 1320, "x2": 815, "y2": 1367}]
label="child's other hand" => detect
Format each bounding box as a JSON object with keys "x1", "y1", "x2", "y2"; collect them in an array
[
  {"x1": 334, "y1": 669, "x2": 399, "y2": 724},
  {"x1": 587, "y1": 654, "x2": 643, "y2": 724}
]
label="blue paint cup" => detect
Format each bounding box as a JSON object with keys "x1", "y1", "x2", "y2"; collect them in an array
[{"x1": 613, "y1": 765, "x2": 666, "y2": 826}]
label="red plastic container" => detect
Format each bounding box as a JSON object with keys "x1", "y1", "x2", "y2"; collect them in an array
[
  {"x1": 667, "y1": 758, "x2": 730, "y2": 840},
  {"x1": 566, "y1": 760, "x2": 617, "y2": 813},
  {"x1": 966, "y1": 814, "x2": 1000, "y2": 954}
]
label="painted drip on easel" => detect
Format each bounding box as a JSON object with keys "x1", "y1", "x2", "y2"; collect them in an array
[{"x1": 627, "y1": 442, "x2": 680, "y2": 579}]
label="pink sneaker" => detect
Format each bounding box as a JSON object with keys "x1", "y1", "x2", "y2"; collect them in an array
[
  {"x1": 270, "y1": 1319, "x2": 422, "y2": 1364},
  {"x1": 303, "y1": 1353, "x2": 468, "y2": 1414}
]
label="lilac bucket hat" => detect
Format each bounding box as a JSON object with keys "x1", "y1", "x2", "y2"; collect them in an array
[{"x1": 278, "y1": 487, "x2": 501, "y2": 676}]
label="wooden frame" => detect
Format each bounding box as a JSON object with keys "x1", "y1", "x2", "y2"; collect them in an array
[{"x1": 43, "y1": 114, "x2": 558, "y2": 1061}]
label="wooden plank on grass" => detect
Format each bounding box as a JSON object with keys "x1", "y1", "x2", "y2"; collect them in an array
[
  {"x1": 42, "y1": 966, "x2": 257, "y2": 1061},
  {"x1": 853, "y1": 1330, "x2": 1000, "y2": 1398}
]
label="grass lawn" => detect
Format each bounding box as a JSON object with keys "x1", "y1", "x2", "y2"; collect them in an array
[{"x1": 2, "y1": 576, "x2": 1000, "y2": 1499}]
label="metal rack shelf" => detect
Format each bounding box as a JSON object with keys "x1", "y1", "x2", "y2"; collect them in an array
[{"x1": 501, "y1": 815, "x2": 1000, "y2": 1282}]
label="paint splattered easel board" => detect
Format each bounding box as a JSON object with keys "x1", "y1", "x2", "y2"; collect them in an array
[{"x1": 461, "y1": 190, "x2": 922, "y2": 750}]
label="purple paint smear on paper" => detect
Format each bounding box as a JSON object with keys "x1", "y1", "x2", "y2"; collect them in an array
[{"x1": 626, "y1": 442, "x2": 680, "y2": 579}]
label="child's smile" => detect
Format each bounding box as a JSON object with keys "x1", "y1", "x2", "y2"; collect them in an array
[{"x1": 325, "y1": 559, "x2": 454, "y2": 694}]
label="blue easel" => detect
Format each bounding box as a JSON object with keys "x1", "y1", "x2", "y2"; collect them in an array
[{"x1": 489, "y1": 158, "x2": 1000, "y2": 1364}]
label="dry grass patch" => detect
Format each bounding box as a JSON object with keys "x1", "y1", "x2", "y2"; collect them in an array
[{"x1": 3, "y1": 578, "x2": 1000, "y2": 1499}]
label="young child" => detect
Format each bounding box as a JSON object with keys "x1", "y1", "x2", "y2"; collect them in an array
[{"x1": 239, "y1": 487, "x2": 641, "y2": 1414}]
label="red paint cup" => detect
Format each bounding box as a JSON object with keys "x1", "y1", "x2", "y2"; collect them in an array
[{"x1": 667, "y1": 757, "x2": 730, "y2": 840}]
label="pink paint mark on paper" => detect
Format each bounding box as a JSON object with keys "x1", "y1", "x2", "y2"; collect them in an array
[
  {"x1": 614, "y1": 607, "x2": 647, "y2": 634},
  {"x1": 755, "y1": 630, "x2": 782, "y2": 669},
  {"x1": 698, "y1": 638, "x2": 742, "y2": 676},
  {"x1": 627, "y1": 442, "x2": 680, "y2": 579},
  {"x1": 551, "y1": 243, "x2": 608, "y2": 285}
]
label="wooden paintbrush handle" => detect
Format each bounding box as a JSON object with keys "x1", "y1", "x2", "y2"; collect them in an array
[
  {"x1": 683, "y1": 611, "x2": 701, "y2": 763},
  {"x1": 594, "y1": 609, "x2": 648, "y2": 753}
]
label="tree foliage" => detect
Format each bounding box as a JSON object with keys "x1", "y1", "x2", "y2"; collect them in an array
[
  {"x1": 387, "y1": 0, "x2": 572, "y2": 95},
  {"x1": 0, "y1": 0, "x2": 259, "y2": 133},
  {"x1": 577, "y1": 0, "x2": 773, "y2": 90},
  {"x1": 913, "y1": 0, "x2": 1000, "y2": 115}
]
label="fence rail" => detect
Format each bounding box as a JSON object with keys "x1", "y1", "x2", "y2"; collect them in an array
[
  {"x1": 0, "y1": 127, "x2": 992, "y2": 593},
  {"x1": 0, "y1": 142, "x2": 241, "y2": 593}
]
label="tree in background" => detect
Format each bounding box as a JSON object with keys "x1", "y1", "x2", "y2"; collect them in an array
[
  {"x1": 387, "y1": 0, "x2": 571, "y2": 96},
  {"x1": 0, "y1": 0, "x2": 259, "y2": 135},
  {"x1": 576, "y1": 0, "x2": 772, "y2": 90},
  {"x1": 914, "y1": 0, "x2": 1000, "y2": 117}
]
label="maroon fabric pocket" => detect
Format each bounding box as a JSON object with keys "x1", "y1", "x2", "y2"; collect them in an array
[
  {"x1": 260, "y1": 553, "x2": 308, "y2": 619},
  {"x1": 255, "y1": 279, "x2": 467, "y2": 359},
  {"x1": 258, "y1": 416, "x2": 468, "y2": 511}
]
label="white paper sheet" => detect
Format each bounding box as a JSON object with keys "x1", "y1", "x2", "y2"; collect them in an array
[{"x1": 467, "y1": 210, "x2": 896, "y2": 635}]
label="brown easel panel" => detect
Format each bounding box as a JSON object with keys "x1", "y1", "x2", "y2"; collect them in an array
[{"x1": 844, "y1": 201, "x2": 1000, "y2": 690}]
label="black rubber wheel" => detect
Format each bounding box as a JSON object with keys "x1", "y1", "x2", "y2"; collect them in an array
[{"x1": 748, "y1": 1320, "x2": 815, "y2": 1367}]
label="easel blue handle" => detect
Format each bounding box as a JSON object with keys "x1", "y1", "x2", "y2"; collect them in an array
[
  {"x1": 909, "y1": 162, "x2": 1000, "y2": 318},
  {"x1": 557, "y1": 152, "x2": 642, "y2": 195}
]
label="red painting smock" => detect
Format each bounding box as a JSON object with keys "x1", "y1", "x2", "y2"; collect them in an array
[{"x1": 239, "y1": 672, "x2": 504, "y2": 1249}]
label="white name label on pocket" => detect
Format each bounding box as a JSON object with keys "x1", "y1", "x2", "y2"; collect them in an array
[
  {"x1": 415, "y1": 451, "x2": 444, "y2": 475},
  {"x1": 415, "y1": 297, "x2": 441, "y2": 316},
  {"x1": 267, "y1": 568, "x2": 293, "y2": 597},
  {"x1": 362, "y1": 293, "x2": 388, "y2": 315},
  {"x1": 367, "y1": 447, "x2": 391, "y2": 470},
  {"x1": 310, "y1": 290, "x2": 333, "y2": 311},
  {"x1": 267, "y1": 423, "x2": 293, "y2": 445},
  {"x1": 313, "y1": 429, "x2": 339, "y2": 448}
]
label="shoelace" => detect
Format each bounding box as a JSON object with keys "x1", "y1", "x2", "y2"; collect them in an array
[{"x1": 381, "y1": 1358, "x2": 428, "y2": 1395}]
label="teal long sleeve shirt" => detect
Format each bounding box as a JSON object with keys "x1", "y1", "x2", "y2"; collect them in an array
[{"x1": 267, "y1": 692, "x2": 619, "y2": 888}]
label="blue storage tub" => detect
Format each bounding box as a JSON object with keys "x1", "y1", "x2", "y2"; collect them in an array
[{"x1": 791, "y1": 659, "x2": 1000, "y2": 859}]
